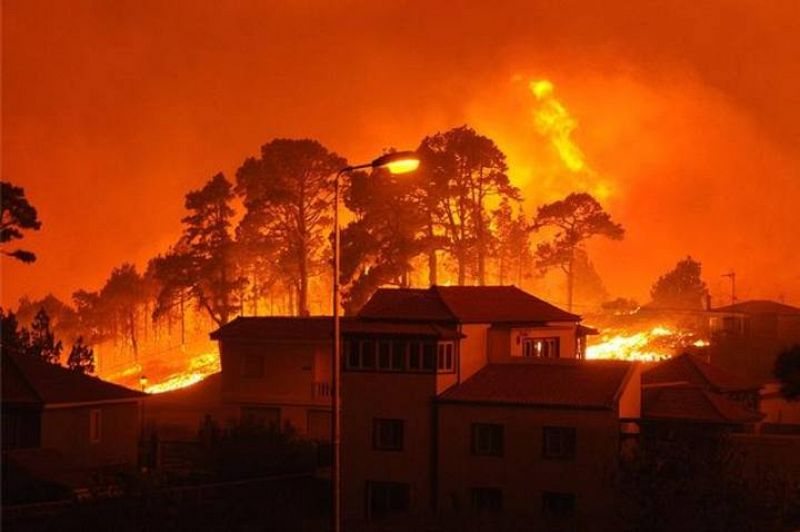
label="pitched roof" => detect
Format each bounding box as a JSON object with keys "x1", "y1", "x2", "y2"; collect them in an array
[
  {"x1": 210, "y1": 316, "x2": 462, "y2": 341},
  {"x1": 711, "y1": 300, "x2": 800, "y2": 316},
  {"x1": 437, "y1": 360, "x2": 634, "y2": 409},
  {"x1": 643, "y1": 353, "x2": 759, "y2": 392},
  {"x1": 358, "y1": 286, "x2": 579, "y2": 323},
  {"x1": 357, "y1": 289, "x2": 456, "y2": 321},
  {"x1": 642, "y1": 383, "x2": 763, "y2": 425},
  {"x1": 2, "y1": 352, "x2": 144, "y2": 406}
]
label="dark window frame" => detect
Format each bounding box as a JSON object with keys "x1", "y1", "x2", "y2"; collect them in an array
[
  {"x1": 372, "y1": 418, "x2": 404, "y2": 451},
  {"x1": 367, "y1": 481, "x2": 410, "y2": 520},
  {"x1": 542, "y1": 426, "x2": 576, "y2": 460},
  {"x1": 471, "y1": 423, "x2": 504, "y2": 457},
  {"x1": 542, "y1": 491, "x2": 576, "y2": 518},
  {"x1": 471, "y1": 487, "x2": 503, "y2": 513}
]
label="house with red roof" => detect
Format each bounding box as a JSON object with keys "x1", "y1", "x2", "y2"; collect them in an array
[
  {"x1": 210, "y1": 285, "x2": 635, "y2": 527},
  {"x1": 641, "y1": 353, "x2": 763, "y2": 430},
  {"x1": 708, "y1": 300, "x2": 800, "y2": 382},
  {"x1": 435, "y1": 360, "x2": 639, "y2": 529},
  {"x1": 2, "y1": 351, "x2": 144, "y2": 489}
]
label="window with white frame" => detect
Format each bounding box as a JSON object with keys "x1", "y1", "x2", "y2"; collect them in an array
[
  {"x1": 521, "y1": 337, "x2": 560, "y2": 358},
  {"x1": 437, "y1": 342, "x2": 454, "y2": 372},
  {"x1": 344, "y1": 338, "x2": 448, "y2": 373}
]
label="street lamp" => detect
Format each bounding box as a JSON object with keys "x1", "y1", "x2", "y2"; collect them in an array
[{"x1": 331, "y1": 150, "x2": 420, "y2": 532}]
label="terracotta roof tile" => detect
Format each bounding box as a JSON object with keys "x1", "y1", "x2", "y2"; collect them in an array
[
  {"x1": 642, "y1": 383, "x2": 763, "y2": 425},
  {"x1": 358, "y1": 286, "x2": 579, "y2": 323},
  {"x1": 438, "y1": 360, "x2": 633, "y2": 409},
  {"x1": 712, "y1": 300, "x2": 800, "y2": 316},
  {"x1": 210, "y1": 316, "x2": 462, "y2": 341},
  {"x1": 643, "y1": 353, "x2": 759, "y2": 392}
]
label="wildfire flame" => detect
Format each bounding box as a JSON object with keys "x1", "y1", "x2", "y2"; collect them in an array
[
  {"x1": 585, "y1": 325, "x2": 708, "y2": 362},
  {"x1": 143, "y1": 352, "x2": 220, "y2": 394},
  {"x1": 529, "y1": 79, "x2": 611, "y2": 199}
]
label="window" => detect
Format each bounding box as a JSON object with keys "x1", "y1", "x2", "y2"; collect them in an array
[
  {"x1": 471, "y1": 487, "x2": 503, "y2": 513},
  {"x1": 437, "y1": 342, "x2": 455, "y2": 372},
  {"x1": 422, "y1": 342, "x2": 436, "y2": 370},
  {"x1": 362, "y1": 340, "x2": 376, "y2": 369},
  {"x1": 391, "y1": 340, "x2": 406, "y2": 370},
  {"x1": 347, "y1": 341, "x2": 360, "y2": 368},
  {"x1": 241, "y1": 406, "x2": 280, "y2": 429},
  {"x1": 90, "y1": 409, "x2": 101, "y2": 443},
  {"x1": 373, "y1": 418, "x2": 404, "y2": 451},
  {"x1": 542, "y1": 491, "x2": 575, "y2": 518},
  {"x1": 241, "y1": 354, "x2": 264, "y2": 378},
  {"x1": 471, "y1": 423, "x2": 504, "y2": 456},
  {"x1": 542, "y1": 427, "x2": 576, "y2": 460},
  {"x1": 522, "y1": 337, "x2": 560, "y2": 358},
  {"x1": 377, "y1": 341, "x2": 392, "y2": 369},
  {"x1": 367, "y1": 481, "x2": 410, "y2": 520},
  {"x1": 408, "y1": 342, "x2": 421, "y2": 370}
]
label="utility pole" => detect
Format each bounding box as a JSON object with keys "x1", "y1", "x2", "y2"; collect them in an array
[{"x1": 722, "y1": 271, "x2": 736, "y2": 305}]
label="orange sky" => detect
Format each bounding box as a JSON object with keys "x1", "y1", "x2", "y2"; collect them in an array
[{"x1": 3, "y1": 0, "x2": 799, "y2": 309}]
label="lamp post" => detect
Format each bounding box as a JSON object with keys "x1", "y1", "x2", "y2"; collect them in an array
[{"x1": 331, "y1": 151, "x2": 420, "y2": 532}]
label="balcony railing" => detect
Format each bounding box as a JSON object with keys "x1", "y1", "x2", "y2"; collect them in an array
[{"x1": 312, "y1": 381, "x2": 331, "y2": 398}]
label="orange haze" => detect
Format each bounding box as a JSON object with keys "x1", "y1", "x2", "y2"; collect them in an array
[{"x1": 3, "y1": 0, "x2": 799, "y2": 308}]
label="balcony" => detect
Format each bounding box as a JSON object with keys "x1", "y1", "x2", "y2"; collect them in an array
[{"x1": 312, "y1": 381, "x2": 331, "y2": 398}]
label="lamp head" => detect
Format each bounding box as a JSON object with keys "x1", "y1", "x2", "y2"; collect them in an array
[{"x1": 371, "y1": 151, "x2": 420, "y2": 175}]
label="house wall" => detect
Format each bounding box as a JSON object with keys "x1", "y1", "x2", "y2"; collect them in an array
[
  {"x1": 342, "y1": 371, "x2": 438, "y2": 520},
  {"x1": 488, "y1": 324, "x2": 579, "y2": 363},
  {"x1": 219, "y1": 339, "x2": 331, "y2": 434},
  {"x1": 617, "y1": 364, "x2": 642, "y2": 420},
  {"x1": 437, "y1": 403, "x2": 621, "y2": 529},
  {"x1": 458, "y1": 324, "x2": 490, "y2": 383},
  {"x1": 40, "y1": 401, "x2": 140, "y2": 469}
]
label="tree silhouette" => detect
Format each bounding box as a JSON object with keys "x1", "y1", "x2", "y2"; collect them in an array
[
  {"x1": 101, "y1": 263, "x2": 145, "y2": 358},
  {"x1": 155, "y1": 173, "x2": 244, "y2": 326},
  {"x1": 418, "y1": 126, "x2": 519, "y2": 285},
  {"x1": 0, "y1": 308, "x2": 31, "y2": 355},
  {"x1": 492, "y1": 198, "x2": 533, "y2": 286},
  {"x1": 15, "y1": 294, "x2": 79, "y2": 344},
  {"x1": 28, "y1": 308, "x2": 63, "y2": 364},
  {"x1": 340, "y1": 166, "x2": 429, "y2": 313},
  {"x1": 774, "y1": 345, "x2": 800, "y2": 401},
  {"x1": 534, "y1": 193, "x2": 624, "y2": 311},
  {"x1": 67, "y1": 336, "x2": 95, "y2": 374},
  {"x1": 72, "y1": 289, "x2": 112, "y2": 347},
  {"x1": 650, "y1": 256, "x2": 708, "y2": 310},
  {"x1": 236, "y1": 139, "x2": 345, "y2": 315},
  {"x1": 1, "y1": 180, "x2": 42, "y2": 263}
]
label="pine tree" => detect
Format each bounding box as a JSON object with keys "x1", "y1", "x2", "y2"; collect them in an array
[
  {"x1": 28, "y1": 308, "x2": 63, "y2": 364},
  {"x1": 1, "y1": 180, "x2": 42, "y2": 263},
  {"x1": 67, "y1": 336, "x2": 95, "y2": 374},
  {"x1": 534, "y1": 193, "x2": 624, "y2": 311}
]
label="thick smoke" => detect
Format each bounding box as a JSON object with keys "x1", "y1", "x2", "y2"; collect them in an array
[{"x1": 3, "y1": 0, "x2": 798, "y2": 306}]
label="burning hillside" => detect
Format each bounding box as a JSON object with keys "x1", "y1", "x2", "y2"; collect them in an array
[{"x1": 585, "y1": 325, "x2": 708, "y2": 362}]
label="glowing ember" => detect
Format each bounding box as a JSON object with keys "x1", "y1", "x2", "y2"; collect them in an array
[{"x1": 585, "y1": 325, "x2": 707, "y2": 362}]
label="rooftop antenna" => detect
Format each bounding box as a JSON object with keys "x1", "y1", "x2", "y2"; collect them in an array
[{"x1": 721, "y1": 271, "x2": 737, "y2": 305}]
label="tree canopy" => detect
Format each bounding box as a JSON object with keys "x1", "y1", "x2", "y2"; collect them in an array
[
  {"x1": 650, "y1": 256, "x2": 708, "y2": 310},
  {"x1": 534, "y1": 192, "x2": 624, "y2": 311},
  {"x1": 417, "y1": 126, "x2": 519, "y2": 285},
  {"x1": 1, "y1": 180, "x2": 42, "y2": 263},
  {"x1": 236, "y1": 139, "x2": 346, "y2": 316}
]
